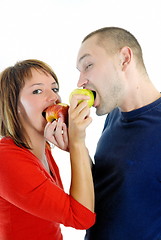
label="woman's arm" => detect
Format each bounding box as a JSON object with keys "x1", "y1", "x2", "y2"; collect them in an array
[
  {"x1": 0, "y1": 142, "x2": 95, "y2": 229},
  {"x1": 68, "y1": 94, "x2": 94, "y2": 212},
  {"x1": 44, "y1": 94, "x2": 95, "y2": 212}
]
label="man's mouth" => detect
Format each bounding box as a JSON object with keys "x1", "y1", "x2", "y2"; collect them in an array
[{"x1": 92, "y1": 90, "x2": 96, "y2": 100}]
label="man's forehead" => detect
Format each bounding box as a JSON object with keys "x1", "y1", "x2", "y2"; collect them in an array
[{"x1": 77, "y1": 37, "x2": 98, "y2": 63}]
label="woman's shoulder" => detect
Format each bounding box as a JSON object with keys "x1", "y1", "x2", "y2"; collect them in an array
[
  {"x1": 0, "y1": 137, "x2": 34, "y2": 162},
  {"x1": 0, "y1": 137, "x2": 25, "y2": 152}
]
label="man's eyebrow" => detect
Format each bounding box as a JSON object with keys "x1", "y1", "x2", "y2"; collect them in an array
[{"x1": 78, "y1": 53, "x2": 90, "y2": 63}]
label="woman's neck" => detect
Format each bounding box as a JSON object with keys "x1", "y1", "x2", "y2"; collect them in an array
[{"x1": 27, "y1": 131, "x2": 50, "y2": 172}]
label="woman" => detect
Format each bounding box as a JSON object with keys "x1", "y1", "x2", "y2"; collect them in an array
[{"x1": 0, "y1": 59, "x2": 95, "y2": 240}]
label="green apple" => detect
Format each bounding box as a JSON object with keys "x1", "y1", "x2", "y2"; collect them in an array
[{"x1": 69, "y1": 88, "x2": 95, "y2": 107}]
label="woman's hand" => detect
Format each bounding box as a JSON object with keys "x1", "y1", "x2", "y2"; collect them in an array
[
  {"x1": 44, "y1": 93, "x2": 92, "y2": 151},
  {"x1": 68, "y1": 94, "x2": 92, "y2": 147},
  {"x1": 44, "y1": 118, "x2": 69, "y2": 151}
]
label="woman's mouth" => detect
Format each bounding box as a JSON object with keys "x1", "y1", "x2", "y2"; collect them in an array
[{"x1": 42, "y1": 111, "x2": 46, "y2": 119}]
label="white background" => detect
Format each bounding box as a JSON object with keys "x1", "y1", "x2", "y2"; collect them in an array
[{"x1": 1, "y1": 0, "x2": 161, "y2": 239}]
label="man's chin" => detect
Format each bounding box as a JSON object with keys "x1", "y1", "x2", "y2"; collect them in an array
[{"x1": 96, "y1": 106, "x2": 109, "y2": 116}]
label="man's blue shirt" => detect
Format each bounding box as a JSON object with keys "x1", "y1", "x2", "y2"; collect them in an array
[{"x1": 85, "y1": 97, "x2": 161, "y2": 240}]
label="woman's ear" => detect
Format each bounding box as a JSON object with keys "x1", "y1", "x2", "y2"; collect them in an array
[{"x1": 119, "y1": 46, "x2": 132, "y2": 71}]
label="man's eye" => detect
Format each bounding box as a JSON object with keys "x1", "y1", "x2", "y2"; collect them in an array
[
  {"x1": 85, "y1": 64, "x2": 92, "y2": 71},
  {"x1": 33, "y1": 89, "x2": 42, "y2": 94},
  {"x1": 52, "y1": 88, "x2": 59, "y2": 93}
]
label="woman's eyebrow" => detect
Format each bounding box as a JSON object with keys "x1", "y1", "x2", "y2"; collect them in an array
[
  {"x1": 30, "y1": 81, "x2": 57, "y2": 87},
  {"x1": 28, "y1": 83, "x2": 43, "y2": 88},
  {"x1": 51, "y1": 81, "x2": 58, "y2": 85}
]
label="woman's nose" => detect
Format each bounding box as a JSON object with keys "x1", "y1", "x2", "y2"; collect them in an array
[{"x1": 46, "y1": 90, "x2": 60, "y2": 103}]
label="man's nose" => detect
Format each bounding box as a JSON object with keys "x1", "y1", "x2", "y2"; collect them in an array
[{"x1": 77, "y1": 73, "x2": 88, "y2": 88}]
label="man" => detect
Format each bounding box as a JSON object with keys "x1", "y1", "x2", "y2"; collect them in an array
[{"x1": 76, "y1": 27, "x2": 161, "y2": 240}]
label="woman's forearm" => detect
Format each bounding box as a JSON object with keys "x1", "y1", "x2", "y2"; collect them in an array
[{"x1": 69, "y1": 141, "x2": 94, "y2": 212}]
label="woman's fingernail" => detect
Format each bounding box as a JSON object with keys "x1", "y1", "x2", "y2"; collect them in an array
[{"x1": 58, "y1": 118, "x2": 63, "y2": 123}]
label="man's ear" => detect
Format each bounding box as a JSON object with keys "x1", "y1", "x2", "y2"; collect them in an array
[{"x1": 119, "y1": 46, "x2": 132, "y2": 71}]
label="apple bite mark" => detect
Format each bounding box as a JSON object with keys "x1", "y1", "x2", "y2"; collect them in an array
[{"x1": 45, "y1": 103, "x2": 69, "y2": 125}]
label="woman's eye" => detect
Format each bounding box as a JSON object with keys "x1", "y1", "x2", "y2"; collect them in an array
[
  {"x1": 52, "y1": 88, "x2": 59, "y2": 93},
  {"x1": 33, "y1": 89, "x2": 42, "y2": 94}
]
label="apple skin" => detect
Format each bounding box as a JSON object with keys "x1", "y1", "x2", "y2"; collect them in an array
[
  {"x1": 45, "y1": 103, "x2": 69, "y2": 125},
  {"x1": 69, "y1": 88, "x2": 95, "y2": 107}
]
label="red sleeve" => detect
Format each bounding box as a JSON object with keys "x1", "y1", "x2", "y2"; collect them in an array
[{"x1": 0, "y1": 139, "x2": 95, "y2": 229}]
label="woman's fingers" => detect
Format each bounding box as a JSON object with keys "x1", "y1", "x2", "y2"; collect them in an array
[
  {"x1": 44, "y1": 119, "x2": 69, "y2": 151},
  {"x1": 44, "y1": 94, "x2": 92, "y2": 150},
  {"x1": 69, "y1": 94, "x2": 90, "y2": 110},
  {"x1": 54, "y1": 118, "x2": 69, "y2": 150},
  {"x1": 68, "y1": 96, "x2": 92, "y2": 144}
]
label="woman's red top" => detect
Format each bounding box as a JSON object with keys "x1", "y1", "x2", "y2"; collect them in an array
[{"x1": 0, "y1": 138, "x2": 95, "y2": 240}]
